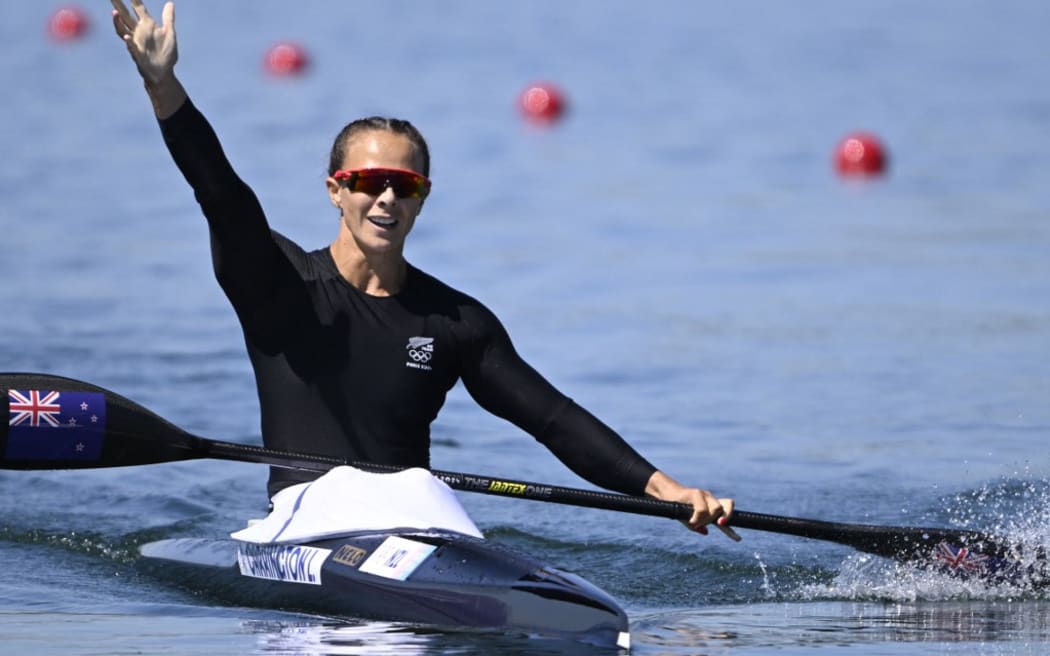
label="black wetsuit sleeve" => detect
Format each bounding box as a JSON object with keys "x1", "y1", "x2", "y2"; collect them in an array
[
  {"x1": 459, "y1": 308, "x2": 657, "y2": 496},
  {"x1": 157, "y1": 99, "x2": 291, "y2": 330}
]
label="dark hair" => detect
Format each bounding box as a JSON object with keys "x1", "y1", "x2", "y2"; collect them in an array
[{"x1": 327, "y1": 117, "x2": 431, "y2": 177}]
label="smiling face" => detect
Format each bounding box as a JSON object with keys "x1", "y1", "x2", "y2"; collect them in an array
[{"x1": 326, "y1": 129, "x2": 427, "y2": 259}]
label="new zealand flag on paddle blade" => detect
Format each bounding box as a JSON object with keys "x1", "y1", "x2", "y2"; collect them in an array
[{"x1": 6, "y1": 389, "x2": 106, "y2": 460}]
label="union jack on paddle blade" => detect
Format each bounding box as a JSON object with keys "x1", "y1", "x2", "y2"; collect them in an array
[{"x1": 5, "y1": 389, "x2": 107, "y2": 460}]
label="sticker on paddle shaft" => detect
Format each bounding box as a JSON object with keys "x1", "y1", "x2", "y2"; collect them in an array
[{"x1": 5, "y1": 390, "x2": 107, "y2": 460}]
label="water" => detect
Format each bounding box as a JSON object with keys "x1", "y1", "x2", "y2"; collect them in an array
[{"x1": 2, "y1": 1, "x2": 1049, "y2": 653}]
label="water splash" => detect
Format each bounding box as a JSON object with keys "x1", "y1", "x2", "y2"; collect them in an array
[
  {"x1": 754, "y1": 552, "x2": 776, "y2": 599},
  {"x1": 0, "y1": 525, "x2": 138, "y2": 563},
  {"x1": 796, "y1": 477, "x2": 1050, "y2": 602},
  {"x1": 0, "y1": 518, "x2": 210, "y2": 565}
]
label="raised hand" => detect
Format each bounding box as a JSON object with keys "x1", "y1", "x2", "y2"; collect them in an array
[{"x1": 111, "y1": 0, "x2": 178, "y2": 86}]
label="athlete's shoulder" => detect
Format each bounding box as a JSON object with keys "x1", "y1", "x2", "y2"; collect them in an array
[
  {"x1": 270, "y1": 231, "x2": 338, "y2": 281},
  {"x1": 270, "y1": 230, "x2": 304, "y2": 255},
  {"x1": 406, "y1": 266, "x2": 504, "y2": 328},
  {"x1": 407, "y1": 266, "x2": 485, "y2": 308}
]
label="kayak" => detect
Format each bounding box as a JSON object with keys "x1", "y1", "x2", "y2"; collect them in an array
[
  {"x1": 137, "y1": 467, "x2": 630, "y2": 647},
  {"x1": 138, "y1": 528, "x2": 631, "y2": 649}
]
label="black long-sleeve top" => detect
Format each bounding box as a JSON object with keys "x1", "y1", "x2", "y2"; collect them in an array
[{"x1": 158, "y1": 100, "x2": 657, "y2": 499}]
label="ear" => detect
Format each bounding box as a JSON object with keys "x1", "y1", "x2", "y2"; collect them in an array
[{"x1": 325, "y1": 177, "x2": 342, "y2": 209}]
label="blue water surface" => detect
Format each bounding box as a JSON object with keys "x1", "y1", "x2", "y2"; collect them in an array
[{"x1": 1, "y1": 1, "x2": 1049, "y2": 654}]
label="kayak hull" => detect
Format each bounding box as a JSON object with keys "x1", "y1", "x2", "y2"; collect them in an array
[{"x1": 139, "y1": 529, "x2": 629, "y2": 648}]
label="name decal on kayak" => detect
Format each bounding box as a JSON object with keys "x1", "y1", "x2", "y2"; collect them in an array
[
  {"x1": 332, "y1": 544, "x2": 368, "y2": 568},
  {"x1": 236, "y1": 543, "x2": 331, "y2": 585},
  {"x1": 359, "y1": 536, "x2": 436, "y2": 581}
]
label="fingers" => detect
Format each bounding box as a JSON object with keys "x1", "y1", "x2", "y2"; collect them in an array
[
  {"x1": 111, "y1": 0, "x2": 136, "y2": 30},
  {"x1": 716, "y1": 519, "x2": 742, "y2": 542},
  {"x1": 110, "y1": 8, "x2": 124, "y2": 39},
  {"x1": 111, "y1": 8, "x2": 138, "y2": 57},
  {"x1": 111, "y1": 0, "x2": 138, "y2": 47},
  {"x1": 689, "y1": 492, "x2": 722, "y2": 525},
  {"x1": 113, "y1": 0, "x2": 164, "y2": 33},
  {"x1": 110, "y1": 0, "x2": 173, "y2": 53},
  {"x1": 713, "y1": 497, "x2": 741, "y2": 541},
  {"x1": 130, "y1": 0, "x2": 150, "y2": 20},
  {"x1": 720, "y1": 496, "x2": 734, "y2": 520},
  {"x1": 687, "y1": 493, "x2": 740, "y2": 542}
]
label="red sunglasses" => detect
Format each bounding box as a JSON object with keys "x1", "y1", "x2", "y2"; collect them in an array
[{"x1": 332, "y1": 167, "x2": 431, "y2": 199}]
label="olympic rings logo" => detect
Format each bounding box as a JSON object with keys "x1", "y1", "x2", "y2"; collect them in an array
[{"x1": 408, "y1": 349, "x2": 432, "y2": 363}]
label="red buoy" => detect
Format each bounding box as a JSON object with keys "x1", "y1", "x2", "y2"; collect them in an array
[
  {"x1": 48, "y1": 6, "x2": 90, "y2": 42},
  {"x1": 264, "y1": 42, "x2": 310, "y2": 77},
  {"x1": 519, "y1": 82, "x2": 567, "y2": 124},
  {"x1": 834, "y1": 132, "x2": 888, "y2": 177}
]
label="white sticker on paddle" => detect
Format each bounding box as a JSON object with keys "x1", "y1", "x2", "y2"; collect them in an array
[
  {"x1": 358, "y1": 536, "x2": 436, "y2": 581},
  {"x1": 236, "y1": 543, "x2": 331, "y2": 586}
]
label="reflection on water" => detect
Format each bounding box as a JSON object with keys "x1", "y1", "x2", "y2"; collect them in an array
[
  {"x1": 244, "y1": 619, "x2": 434, "y2": 656},
  {"x1": 4, "y1": 605, "x2": 1045, "y2": 656},
  {"x1": 858, "y1": 601, "x2": 1050, "y2": 643},
  {"x1": 240, "y1": 600, "x2": 1050, "y2": 655},
  {"x1": 242, "y1": 618, "x2": 626, "y2": 656},
  {"x1": 631, "y1": 601, "x2": 1050, "y2": 654}
]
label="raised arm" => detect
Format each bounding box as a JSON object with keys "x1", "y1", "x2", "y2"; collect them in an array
[
  {"x1": 111, "y1": 0, "x2": 186, "y2": 119},
  {"x1": 109, "y1": 0, "x2": 239, "y2": 197},
  {"x1": 109, "y1": 0, "x2": 295, "y2": 343}
]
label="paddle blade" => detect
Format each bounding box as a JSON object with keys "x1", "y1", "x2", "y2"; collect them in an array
[
  {"x1": 2, "y1": 372, "x2": 201, "y2": 469},
  {"x1": 731, "y1": 510, "x2": 1045, "y2": 586}
]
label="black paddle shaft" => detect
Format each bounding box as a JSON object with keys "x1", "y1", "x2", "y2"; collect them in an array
[
  {"x1": 0, "y1": 371, "x2": 1025, "y2": 567},
  {"x1": 198, "y1": 439, "x2": 1020, "y2": 562}
]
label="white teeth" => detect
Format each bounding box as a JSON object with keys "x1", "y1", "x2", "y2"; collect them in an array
[{"x1": 369, "y1": 216, "x2": 396, "y2": 226}]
